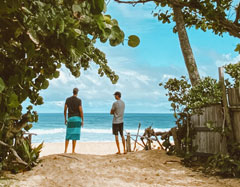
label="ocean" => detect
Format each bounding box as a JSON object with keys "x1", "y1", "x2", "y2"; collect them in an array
[{"x1": 29, "y1": 113, "x2": 176, "y2": 143}]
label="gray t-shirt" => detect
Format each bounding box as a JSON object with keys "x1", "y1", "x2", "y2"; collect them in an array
[{"x1": 112, "y1": 99, "x2": 125, "y2": 124}]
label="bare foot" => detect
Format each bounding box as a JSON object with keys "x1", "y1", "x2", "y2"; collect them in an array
[
  {"x1": 124, "y1": 151, "x2": 127, "y2": 154},
  {"x1": 115, "y1": 152, "x2": 121, "y2": 155}
]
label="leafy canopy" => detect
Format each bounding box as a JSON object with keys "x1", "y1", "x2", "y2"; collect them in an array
[{"x1": 0, "y1": 0, "x2": 139, "y2": 173}]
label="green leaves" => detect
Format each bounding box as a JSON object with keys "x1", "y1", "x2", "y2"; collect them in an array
[
  {"x1": 0, "y1": 0, "x2": 140, "y2": 173},
  {"x1": 41, "y1": 80, "x2": 49, "y2": 90},
  {"x1": 128, "y1": 35, "x2": 140, "y2": 47},
  {"x1": 234, "y1": 44, "x2": 240, "y2": 53},
  {"x1": 0, "y1": 77, "x2": 5, "y2": 93},
  {"x1": 27, "y1": 29, "x2": 39, "y2": 45},
  {"x1": 224, "y1": 62, "x2": 240, "y2": 88},
  {"x1": 160, "y1": 76, "x2": 222, "y2": 115},
  {"x1": 109, "y1": 26, "x2": 124, "y2": 46},
  {"x1": 90, "y1": 0, "x2": 105, "y2": 15},
  {"x1": 72, "y1": 4, "x2": 81, "y2": 13},
  {"x1": 8, "y1": 93, "x2": 19, "y2": 108}
]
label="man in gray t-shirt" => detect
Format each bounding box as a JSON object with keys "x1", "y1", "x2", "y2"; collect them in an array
[{"x1": 110, "y1": 91, "x2": 126, "y2": 154}]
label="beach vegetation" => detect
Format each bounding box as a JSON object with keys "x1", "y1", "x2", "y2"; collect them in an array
[
  {"x1": 160, "y1": 64, "x2": 240, "y2": 177},
  {"x1": 224, "y1": 62, "x2": 240, "y2": 88},
  {"x1": 159, "y1": 76, "x2": 222, "y2": 157},
  {"x1": 115, "y1": 0, "x2": 240, "y2": 177},
  {"x1": 0, "y1": 0, "x2": 139, "y2": 173}
]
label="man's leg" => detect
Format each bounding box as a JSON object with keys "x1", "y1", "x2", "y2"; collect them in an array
[
  {"x1": 115, "y1": 135, "x2": 121, "y2": 154},
  {"x1": 64, "y1": 140, "x2": 69, "y2": 153},
  {"x1": 121, "y1": 135, "x2": 126, "y2": 154},
  {"x1": 119, "y1": 123, "x2": 126, "y2": 154},
  {"x1": 72, "y1": 140, "x2": 76, "y2": 153}
]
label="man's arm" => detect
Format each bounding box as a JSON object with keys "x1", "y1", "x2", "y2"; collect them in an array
[
  {"x1": 110, "y1": 108, "x2": 114, "y2": 115},
  {"x1": 110, "y1": 103, "x2": 115, "y2": 115},
  {"x1": 79, "y1": 105, "x2": 84, "y2": 127},
  {"x1": 64, "y1": 104, "x2": 68, "y2": 125}
]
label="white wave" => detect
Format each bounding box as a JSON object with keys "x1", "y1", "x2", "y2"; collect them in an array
[
  {"x1": 30, "y1": 127, "x2": 171, "y2": 135},
  {"x1": 30, "y1": 128, "x2": 65, "y2": 135},
  {"x1": 82, "y1": 128, "x2": 112, "y2": 134}
]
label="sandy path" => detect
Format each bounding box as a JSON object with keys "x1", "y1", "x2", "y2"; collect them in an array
[{"x1": 8, "y1": 150, "x2": 240, "y2": 187}]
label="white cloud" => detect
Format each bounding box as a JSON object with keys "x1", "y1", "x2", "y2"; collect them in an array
[
  {"x1": 49, "y1": 101, "x2": 65, "y2": 107},
  {"x1": 29, "y1": 53, "x2": 175, "y2": 113},
  {"x1": 215, "y1": 54, "x2": 240, "y2": 67},
  {"x1": 161, "y1": 74, "x2": 175, "y2": 82},
  {"x1": 112, "y1": 3, "x2": 154, "y2": 20}
]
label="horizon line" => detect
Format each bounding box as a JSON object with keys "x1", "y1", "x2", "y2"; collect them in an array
[{"x1": 36, "y1": 112, "x2": 173, "y2": 114}]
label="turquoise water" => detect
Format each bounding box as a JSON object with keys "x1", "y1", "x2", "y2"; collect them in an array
[{"x1": 29, "y1": 113, "x2": 176, "y2": 143}]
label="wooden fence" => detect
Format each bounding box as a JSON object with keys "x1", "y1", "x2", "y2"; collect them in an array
[
  {"x1": 190, "y1": 67, "x2": 240, "y2": 155},
  {"x1": 191, "y1": 104, "x2": 227, "y2": 155},
  {"x1": 228, "y1": 87, "x2": 240, "y2": 143},
  {"x1": 190, "y1": 87, "x2": 240, "y2": 155}
]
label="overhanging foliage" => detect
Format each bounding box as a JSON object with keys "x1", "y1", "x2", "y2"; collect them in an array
[{"x1": 0, "y1": 0, "x2": 139, "y2": 173}]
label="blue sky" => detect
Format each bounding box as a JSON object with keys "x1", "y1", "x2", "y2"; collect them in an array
[{"x1": 23, "y1": 1, "x2": 240, "y2": 113}]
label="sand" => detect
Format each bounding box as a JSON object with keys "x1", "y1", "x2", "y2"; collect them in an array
[{"x1": 3, "y1": 142, "x2": 240, "y2": 187}]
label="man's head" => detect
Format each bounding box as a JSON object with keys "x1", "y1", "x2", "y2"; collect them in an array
[
  {"x1": 73, "y1": 88, "x2": 79, "y2": 95},
  {"x1": 113, "y1": 91, "x2": 121, "y2": 99}
]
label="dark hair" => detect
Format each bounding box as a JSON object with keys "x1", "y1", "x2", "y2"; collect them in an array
[
  {"x1": 73, "y1": 88, "x2": 79, "y2": 95},
  {"x1": 114, "y1": 91, "x2": 121, "y2": 98}
]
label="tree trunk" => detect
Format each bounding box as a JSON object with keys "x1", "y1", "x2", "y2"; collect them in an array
[{"x1": 173, "y1": 6, "x2": 200, "y2": 86}]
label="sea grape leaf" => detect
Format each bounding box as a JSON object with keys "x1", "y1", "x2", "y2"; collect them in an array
[{"x1": 128, "y1": 35, "x2": 140, "y2": 47}]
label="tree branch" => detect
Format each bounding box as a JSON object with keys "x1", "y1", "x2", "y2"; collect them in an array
[
  {"x1": 114, "y1": 0, "x2": 240, "y2": 38},
  {"x1": 114, "y1": 0, "x2": 184, "y2": 6},
  {"x1": 234, "y1": 3, "x2": 240, "y2": 25},
  {"x1": 0, "y1": 140, "x2": 28, "y2": 166},
  {"x1": 114, "y1": 0, "x2": 155, "y2": 4}
]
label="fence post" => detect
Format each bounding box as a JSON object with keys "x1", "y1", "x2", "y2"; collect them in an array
[
  {"x1": 126, "y1": 132, "x2": 131, "y2": 152},
  {"x1": 218, "y1": 67, "x2": 234, "y2": 141}
]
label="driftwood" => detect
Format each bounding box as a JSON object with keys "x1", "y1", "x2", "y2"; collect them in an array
[
  {"x1": 126, "y1": 124, "x2": 181, "y2": 151},
  {"x1": 23, "y1": 132, "x2": 37, "y2": 144},
  {"x1": 126, "y1": 133, "x2": 131, "y2": 152},
  {"x1": 140, "y1": 126, "x2": 164, "y2": 150},
  {"x1": 124, "y1": 130, "x2": 145, "y2": 148},
  {"x1": 128, "y1": 135, "x2": 145, "y2": 148},
  {"x1": 133, "y1": 123, "x2": 141, "y2": 151}
]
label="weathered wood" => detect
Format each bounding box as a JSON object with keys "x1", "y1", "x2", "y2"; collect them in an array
[
  {"x1": 219, "y1": 67, "x2": 234, "y2": 140},
  {"x1": 129, "y1": 135, "x2": 145, "y2": 148},
  {"x1": 153, "y1": 132, "x2": 164, "y2": 150},
  {"x1": 126, "y1": 132, "x2": 131, "y2": 152},
  {"x1": 228, "y1": 87, "x2": 240, "y2": 143},
  {"x1": 24, "y1": 132, "x2": 37, "y2": 144},
  {"x1": 228, "y1": 88, "x2": 240, "y2": 106},
  {"x1": 155, "y1": 131, "x2": 166, "y2": 136},
  {"x1": 191, "y1": 105, "x2": 227, "y2": 154},
  {"x1": 133, "y1": 123, "x2": 141, "y2": 151}
]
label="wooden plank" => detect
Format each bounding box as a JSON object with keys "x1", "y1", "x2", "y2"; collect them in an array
[
  {"x1": 193, "y1": 105, "x2": 227, "y2": 154},
  {"x1": 233, "y1": 111, "x2": 240, "y2": 143},
  {"x1": 133, "y1": 123, "x2": 141, "y2": 151},
  {"x1": 194, "y1": 127, "x2": 212, "y2": 132},
  {"x1": 126, "y1": 132, "x2": 131, "y2": 152},
  {"x1": 228, "y1": 88, "x2": 240, "y2": 106}
]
